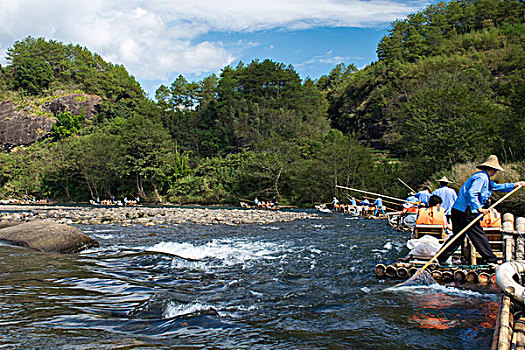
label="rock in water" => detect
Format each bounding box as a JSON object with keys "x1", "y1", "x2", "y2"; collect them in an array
[{"x1": 0, "y1": 220, "x2": 99, "y2": 253}]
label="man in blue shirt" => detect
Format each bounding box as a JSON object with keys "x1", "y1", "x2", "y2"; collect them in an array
[
  {"x1": 360, "y1": 198, "x2": 370, "y2": 216},
  {"x1": 403, "y1": 192, "x2": 418, "y2": 208},
  {"x1": 431, "y1": 176, "x2": 457, "y2": 217},
  {"x1": 415, "y1": 186, "x2": 431, "y2": 206},
  {"x1": 373, "y1": 197, "x2": 385, "y2": 217},
  {"x1": 437, "y1": 155, "x2": 525, "y2": 265}
]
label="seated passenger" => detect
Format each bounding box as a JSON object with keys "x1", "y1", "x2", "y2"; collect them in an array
[
  {"x1": 415, "y1": 195, "x2": 451, "y2": 231},
  {"x1": 360, "y1": 199, "x2": 370, "y2": 216}
]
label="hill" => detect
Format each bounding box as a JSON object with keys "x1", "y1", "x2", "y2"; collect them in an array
[
  {"x1": 323, "y1": 0, "x2": 525, "y2": 180},
  {"x1": 0, "y1": 0, "x2": 524, "y2": 209}
]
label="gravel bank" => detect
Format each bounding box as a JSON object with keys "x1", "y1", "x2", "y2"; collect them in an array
[{"x1": 0, "y1": 205, "x2": 320, "y2": 226}]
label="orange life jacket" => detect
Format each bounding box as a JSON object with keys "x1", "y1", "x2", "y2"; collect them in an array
[
  {"x1": 480, "y1": 209, "x2": 502, "y2": 228},
  {"x1": 415, "y1": 206, "x2": 446, "y2": 227}
]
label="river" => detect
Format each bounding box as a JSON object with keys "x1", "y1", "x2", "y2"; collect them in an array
[{"x1": 0, "y1": 210, "x2": 498, "y2": 349}]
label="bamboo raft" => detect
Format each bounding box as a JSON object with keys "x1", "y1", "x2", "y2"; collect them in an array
[
  {"x1": 377, "y1": 212, "x2": 524, "y2": 281},
  {"x1": 376, "y1": 212, "x2": 525, "y2": 349},
  {"x1": 492, "y1": 214, "x2": 525, "y2": 350}
]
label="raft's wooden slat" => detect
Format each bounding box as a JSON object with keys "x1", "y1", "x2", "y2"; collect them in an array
[
  {"x1": 513, "y1": 317, "x2": 525, "y2": 350},
  {"x1": 504, "y1": 237, "x2": 513, "y2": 262},
  {"x1": 492, "y1": 294, "x2": 504, "y2": 350},
  {"x1": 495, "y1": 294, "x2": 513, "y2": 350}
]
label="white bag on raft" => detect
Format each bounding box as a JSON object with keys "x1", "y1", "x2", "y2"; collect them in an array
[{"x1": 406, "y1": 235, "x2": 442, "y2": 258}]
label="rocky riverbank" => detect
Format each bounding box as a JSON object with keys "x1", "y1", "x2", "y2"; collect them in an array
[{"x1": 0, "y1": 205, "x2": 320, "y2": 226}]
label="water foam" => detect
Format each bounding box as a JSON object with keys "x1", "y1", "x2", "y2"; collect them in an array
[
  {"x1": 148, "y1": 239, "x2": 283, "y2": 267},
  {"x1": 91, "y1": 234, "x2": 116, "y2": 240},
  {"x1": 163, "y1": 302, "x2": 217, "y2": 319},
  {"x1": 393, "y1": 283, "x2": 498, "y2": 301}
]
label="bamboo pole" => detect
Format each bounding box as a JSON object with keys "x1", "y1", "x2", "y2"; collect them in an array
[
  {"x1": 398, "y1": 178, "x2": 416, "y2": 193},
  {"x1": 495, "y1": 294, "x2": 513, "y2": 350},
  {"x1": 491, "y1": 294, "x2": 503, "y2": 350},
  {"x1": 513, "y1": 316, "x2": 525, "y2": 350},
  {"x1": 336, "y1": 185, "x2": 406, "y2": 203},
  {"x1": 453, "y1": 269, "x2": 467, "y2": 282},
  {"x1": 385, "y1": 265, "x2": 397, "y2": 278},
  {"x1": 396, "y1": 267, "x2": 409, "y2": 279},
  {"x1": 466, "y1": 270, "x2": 478, "y2": 283},
  {"x1": 441, "y1": 270, "x2": 454, "y2": 282},
  {"x1": 478, "y1": 272, "x2": 491, "y2": 283},
  {"x1": 375, "y1": 264, "x2": 386, "y2": 277}
]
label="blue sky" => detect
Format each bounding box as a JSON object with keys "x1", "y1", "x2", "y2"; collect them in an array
[
  {"x1": 174, "y1": 26, "x2": 386, "y2": 85},
  {"x1": 0, "y1": 0, "x2": 435, "y2": 98}
]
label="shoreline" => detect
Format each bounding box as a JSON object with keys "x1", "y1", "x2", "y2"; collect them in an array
[{"x1": 0, "y1": 204, "x2": 320, "y2": 226}]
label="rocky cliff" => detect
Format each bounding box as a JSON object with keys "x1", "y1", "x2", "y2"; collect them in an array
[{"x1": 0, "y1": 93, "x2": 102, "y2": 150}]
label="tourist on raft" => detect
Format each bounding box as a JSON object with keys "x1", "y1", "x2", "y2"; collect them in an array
[
  {"x1": 332, "y1": 197, "x2": 340, "y2": 211},
  {"x1": 403, "y1": 192, "x2": 418, "y2": 209},
  {"x1": 415, "y1": 186, "x2": 431, "y2": 206},
  {"x1": 437, "y1": 155, "x2": 525, "y2": 266},
  {"x1": 360, "y1": 198, "x2": 370, "y2": 216},
  {"x1": 417, "y1": 194, "x2": 452, "y2": 232},
  {"x1": 373, "y1": 197, "x2": 385, "y2": 217},
  {"x1": 431, "y1": 176, "x2": 457, "y2": 221}
]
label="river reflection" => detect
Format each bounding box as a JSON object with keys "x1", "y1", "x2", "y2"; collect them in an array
[{"x1": 0, "y1": 212, "x2": 498, "y2": 349}]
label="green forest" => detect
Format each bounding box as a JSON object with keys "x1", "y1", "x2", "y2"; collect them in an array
[{"x1": 0, "y1": 0, "x2": 524, "y2": 211}]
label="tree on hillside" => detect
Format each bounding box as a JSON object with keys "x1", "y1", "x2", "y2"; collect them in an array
[
  {"x1": 317, "y1": 63, "x2": 357, "y2": 92},
  {"x1": 111, "y1": 113, "x2": 175, "y2": 201},
  {"x1": 214, "y1": 59, "x2": 328, "y2": 151},
  {"x1": 387, "y1": 60, "x2": 504, "y2": 178},
  {"x1": 377, "y1": 0, "x2": 524, "y2": 63},
  {"x1": 51, "y1": 111, "x2": 85, "y2": 140},
  {"x1": 12, "y1": 56, "x2": 53, "y2": 94},
  {"x1": 6, "y1": 36, "x2": 144, "y2": 103},
  {"x1": 501, "y1": 73, "x2": 525, "y2": 160}
]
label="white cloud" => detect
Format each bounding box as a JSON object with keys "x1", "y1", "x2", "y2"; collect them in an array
[
  {"x1": 0, "y1": 0, "x2": 429, "y2": 87},
  {"x1": 296, "y1": 51, "x2": 364, "y2": 70}
]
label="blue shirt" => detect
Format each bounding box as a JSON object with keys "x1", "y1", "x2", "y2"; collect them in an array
[
  {"x1": 452, "y1": 170, "x2": 514, "y2": 213},
  {"x1": 431, "y1": 186, "x2": 457, "y2": 215},
  {"x1": 373, "y1": 198, "x2": 383, "y2": 208},
  {"x1": 351, "y1": 198, "x2": 356, "y2": 206},
  {"x1": 404, "y1": 195, "x2": 418, "y2": 207},
  {"x1": 415, "y1": 190, "x2": 431, "y2": 204},
  {"x1": 360, "y1": 199, "x2": 370, "y2": 205}
]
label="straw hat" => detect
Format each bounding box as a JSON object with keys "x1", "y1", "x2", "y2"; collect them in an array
[
  {"x1": 477, "y1": 154, "x2": 505, "y2": 171},
  {"x1": 437, "y1": 176, "x2": 452, "y2": 183}
]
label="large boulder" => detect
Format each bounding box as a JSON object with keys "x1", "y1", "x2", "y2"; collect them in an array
[
  {"x1": 0, "y1": 100, "x2": 55, "y2": 150},
  {"x1": 0, "y1": 93, "x2": 102, "y2": 150},
  {"x1": 0, "y1": 220, "x2": 99, "y2": 253}
]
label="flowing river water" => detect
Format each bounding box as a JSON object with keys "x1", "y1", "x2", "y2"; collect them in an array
[{"x1": 0, "y1": 210, "x2": 498, "y2": 349}]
